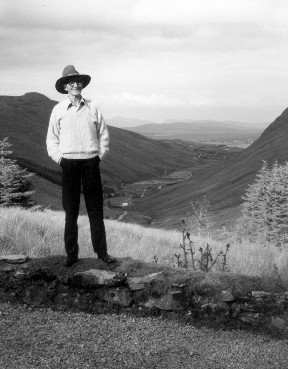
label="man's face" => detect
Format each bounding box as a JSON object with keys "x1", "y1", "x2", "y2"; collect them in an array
[{"x1": 64, "y1": 77, "x2": 84, "y2": 96}]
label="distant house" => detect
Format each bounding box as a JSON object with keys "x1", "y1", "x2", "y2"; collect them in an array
[{"x1": 122, "y1": 202, "x2": 129, "y2": 207}]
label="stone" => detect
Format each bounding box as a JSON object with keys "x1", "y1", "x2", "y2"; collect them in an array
[
  {"x1": 270, "y1": 317, "x2": 287, "y2": 330},
  {"x1": 95, "y1": 287, "x2": 133, "y2": 307},
  {"x1": 23, "y1": 286, "x2": 47, "y2": 306},
  {"x1": 238, "y1": 312, "x2": 263, "y2": 326},
  {"x1": 127, "y1": 272, "x2": 165, "y2": 291},
  {"x1": 59, "y1": 274, "x2": 70, "y2": 284},
  {"x1": 29, "y1": 268, "x2": 55, "y2": 282},
  {"x1": 201, "y1": 303, "x2": 218, "y2": 313},
  {"x1": 170, "y1": 289, "x2": 183, "y2": 296},
  {"x1": 71, "y1": 294, "x2": 94, "y2": 310},
  {"x1": 0, "y1": 265, "x2": 14, "y2": 272},
  {"x1": 0, "y1": 254, "x2": 29, "y2": 264},
  {"x1": 54, "y1": 292, "x2": 72, "y2": 306},
  {"x1": 71, "y1": 269, "x2": 125, "y2": 287},
  {"x1": 220, "y1": 289, "x2": 235, "y2": 302},
  {"x1": 141, "y1": 291, "x2": 182, "y2": 311},
  {"x1": 252, "y1": 291, "x2": 270, "y2": 298},
  {"x1": 231, "y1": 303, "x2": 242, "y2": 318},
  {"x1": 171, "y1": 283, "x2": 189, "y2": 288},
  {"x1": 14, "y1": 270, "x2": 29, "y2": 279},
  {"x1": 241, "y1": 302, "x2": 256, "y2": 312},
  {"x1": 201, "y1": 302, "x2": 230, "y2": 315}
]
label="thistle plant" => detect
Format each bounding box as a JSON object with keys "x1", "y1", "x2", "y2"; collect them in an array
[
  {"x1": 153, "y1": 254, "x2": 159, "y2": 264},
  {"x1": 174, "y1": 253, "x2": 182, "y2": 267},
  {"x1": 198, "y1": 244, "x2": 216, "y2": 272},
  {"x1": 218, "y1": 243, "x2": 230, "y2": 272},
  {"x1": 186, "y1": 231, "x2": 196, "y2": 270},
  {"x1": 177, "y1": 219, "x2": 196, "y2": 270},
  {"x1": 198, "y1": 243, "x2": 230, "y2": 272},
  {"x1": 175, "y1": 219, "x2": 230, "y2": 272},
  {"x1": 179, "y1": 219, "x2": 188, "y2": 268}
]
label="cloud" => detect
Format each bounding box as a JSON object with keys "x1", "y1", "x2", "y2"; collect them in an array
[
  {"x1": 0, "y1": 0, "x2": 285, "y2": 38},
  {"x1": 2, "y1": 0, "x2": 288, "y2": 123},
  {"x1": 99, "y1": 92, "x2": 188, "y2": 107},
  {"x1": 92, "y1": 92, "x2": 218, "y2": 109},
  {"x1": 1, "y1": 0, "x2": 287, "y2": 60}
]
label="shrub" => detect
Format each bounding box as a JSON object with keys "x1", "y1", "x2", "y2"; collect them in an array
[
  {"x1": 188, "y1": 196, "x2": 214, "y2": 236},
  {"x1": 0, "y1": 137, "x2": 34, "y2": 207},
  {"x1": 241, "y1": 161, "x2": 288, "y2": 246}
]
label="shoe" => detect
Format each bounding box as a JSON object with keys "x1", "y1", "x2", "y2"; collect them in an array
[
  {"x1": 99, "y1": 255, "x2": 117, "y2": 264},
  {"x1": 64, "y1": 257, "x2": 78, "y2": 267}
]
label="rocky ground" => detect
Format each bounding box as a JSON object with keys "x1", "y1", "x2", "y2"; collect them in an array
[{"x1": 0, "y1": 303, "x2": 288, "y2": 369}]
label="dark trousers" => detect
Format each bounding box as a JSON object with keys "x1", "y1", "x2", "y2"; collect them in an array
[{"x1": 61, "y1": 156, "x2": 107, "y2": 259}]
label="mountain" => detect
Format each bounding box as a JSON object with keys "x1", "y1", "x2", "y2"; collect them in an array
[
  {"x1": 1, "y1": 93, "x2": 217, "y2": 208},
  {"x1": 106, "y1": 117, "x2": 156, "y2": 128},
  {"x1": 162, "y1": 119, "x2": 269, "y2": 129},
  {"x1": 128, "y1": 108, "x2": 288, "y2": 228},
  {"x1": 125, "y1": 121, "x2": 263, "y2": 146}
]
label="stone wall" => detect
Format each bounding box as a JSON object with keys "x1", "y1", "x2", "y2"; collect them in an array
[{"x1": 1, "y1": 254, "x2": 288, "y2": 333}]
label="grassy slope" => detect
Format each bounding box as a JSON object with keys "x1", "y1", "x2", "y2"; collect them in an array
[
  {"x1": 129, "y1": 108, "x2": 288, "y2": 228},
  {"x1": 0, "y1": 207, "x2": 287, "y2": 284}
]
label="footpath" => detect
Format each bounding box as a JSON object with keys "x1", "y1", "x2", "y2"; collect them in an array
[{"x1": 1, "y1": 301, "x2": 288, "y2": 369}]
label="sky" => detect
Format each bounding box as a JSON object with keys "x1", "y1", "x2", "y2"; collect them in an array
[{"x1": 1, "y1": 0, "x2": 288, "y2": 125}]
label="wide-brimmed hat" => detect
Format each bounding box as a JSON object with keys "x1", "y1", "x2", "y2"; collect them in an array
[{"x1": 55, "y1": 65, "x2": 91, "y2": 94}]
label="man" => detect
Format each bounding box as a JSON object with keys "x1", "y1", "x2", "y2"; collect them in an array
[{"x1": 46, "y1": 65, "x2": 116, "y2": 267}]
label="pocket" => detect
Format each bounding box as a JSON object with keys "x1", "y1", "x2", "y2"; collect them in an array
[{"x1": 60, "y1": 157, "x2": 70, "y2": 169}]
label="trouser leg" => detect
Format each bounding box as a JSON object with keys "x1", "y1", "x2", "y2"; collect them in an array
[
  {"x1": 82, "y1": 157, "x2": 107, "y2": 257},
  {"x1": 61, "y1": 159, "x2": 81, "y2": 259}
]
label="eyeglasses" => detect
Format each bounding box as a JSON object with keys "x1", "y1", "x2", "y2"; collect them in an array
[{"x1": 67, "y1": 78, "x2": 84, "y2": 86}]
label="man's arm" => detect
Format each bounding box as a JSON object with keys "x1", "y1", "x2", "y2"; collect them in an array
[
  {"x1": 46, "y1": 106, "x2": 62, "y2": 164},
  {"x1": 96, "y1": 108, "x2": 109, "y2": 160}
]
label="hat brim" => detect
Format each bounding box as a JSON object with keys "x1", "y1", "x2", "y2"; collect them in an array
[{"x1": 55, "y1": 74, "x2": 91, "y2": 94}]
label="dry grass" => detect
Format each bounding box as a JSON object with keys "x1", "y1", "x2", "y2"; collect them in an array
[{"x1": 0, "y1": 207, "x2": 288, "y2": 283}]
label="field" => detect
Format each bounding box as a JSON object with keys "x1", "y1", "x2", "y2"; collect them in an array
[{"x1": 0, "y1": 207, "x2": 288, "y2": 285}]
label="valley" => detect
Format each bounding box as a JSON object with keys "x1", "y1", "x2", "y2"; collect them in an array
[
  {"x1": 1, "y1": 92, "x2": 288, "y2": 232},
  {"x1": 100, "y1": 141, "x2": 242, "y2": 227},
  {"x1": 30, "y1": 139, "x2": 241, "y2": 227}
]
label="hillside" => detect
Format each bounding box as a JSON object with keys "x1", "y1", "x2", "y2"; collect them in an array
[
  {"x1": 0, "y1": 93, "x2": 200, "y2": 185},
  {"x1": 128, "y1": 108, "x2": 288, "y2": 228}
]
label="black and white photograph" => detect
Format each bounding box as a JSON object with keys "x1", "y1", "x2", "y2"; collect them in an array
[{"x1": 0, "y1": 0, "x2": 288, "y2": 368}]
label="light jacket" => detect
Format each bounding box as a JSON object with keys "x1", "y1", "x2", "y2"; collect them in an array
[{"x1": 46, "y1": 97, "x2": 109, "y2": 163}]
